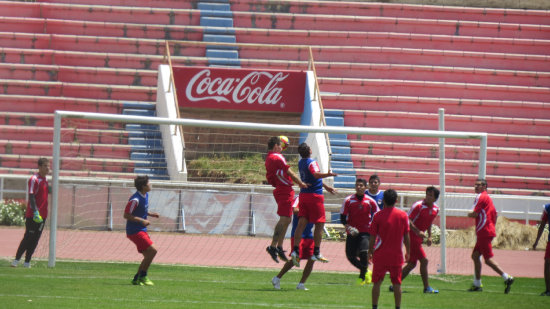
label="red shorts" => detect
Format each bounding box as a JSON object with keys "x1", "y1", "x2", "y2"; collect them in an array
[
  {"x1": 545, "y1": 242, "x2": 550, "y2": 260},
  {"x1": 409, "y1": 237, "x2": 426, "y2": 263},
  {"x1": 273, "y1": 188, "x2": 295, "y2": 218},
  {"x1": 290, "y1": 237, "x2": 315, "y2": 260},
  {"x1": 372, "y1": 263, "x2": 403, "y2": 285},
  {"x1": 298, "y1": 193, "x2": 325, "y2": 224},
  {"x1": 473, "y1": 236, "x2": 494, "y2": 260},
  {"x1": 127, "y1": 231, "x2": 153, "y2": 253}
]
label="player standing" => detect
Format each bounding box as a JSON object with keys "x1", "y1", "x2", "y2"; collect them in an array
[
  {"x1": 467, "y1": 178, "x2": 514, "y2": 293},
  {"x1": 11, "y1": 158, "x2": 50, "y2": 268},
  {"x1": 532, "y1": 202, "x2": 550, "y2": 296},
  {"x1": 340, "y1": 178, "x2": 379, "y2": 285},
  {"x1": 291, "y1": 142, "x2": 337, "y2": 266},
  {"x1": 392, "y1": 186, "x2": 440, "y2": 294},
  {"x1": 368, "y1": 189, "x2": 410, "y2": 309},
  {"x1": 366, "y1": 175, "x2": 384, "y2": 210},
  {"x1": 271, "y1": 197, "x2": 316, "y2": 290},
  {"x1": 265, "y1": 136, "x2": 307, "y2": 263},
  {"x1": 124, "y1": 175, "x2": 160, "y2": 286}
]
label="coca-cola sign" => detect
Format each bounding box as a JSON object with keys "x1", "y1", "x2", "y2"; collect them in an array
[{"x1": 173, "y1": 66, "x2": 306, "y2": 113}]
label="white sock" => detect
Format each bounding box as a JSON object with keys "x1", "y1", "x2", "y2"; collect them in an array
[
  {"x1": 502, "y1": 273, "x2": 509, "y2": 280},
  {"x1": 473, "y1": 279, "x2": 482, "y2": 287}
]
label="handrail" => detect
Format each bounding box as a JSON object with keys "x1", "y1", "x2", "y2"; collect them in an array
[{"x1": 163, "y1": 41, "x2": 186, "y2": 172}]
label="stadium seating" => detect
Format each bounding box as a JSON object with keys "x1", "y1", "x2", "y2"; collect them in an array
[{"x1": 0, "y1": 0, "x2": 548, "y2": 195}]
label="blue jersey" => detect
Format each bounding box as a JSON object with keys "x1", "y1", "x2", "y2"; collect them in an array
[
  {"x1": 291, "y1": 213, "x2": 314, "y2": 239},
  {"x1": 124, "y1": 191, "x2": 149, "y2": 235},
  {"x1": 366, "y1": 190, "x2": 385, "y2": 210},
  {"x1": 544, "y1": 203, "x2": 550, "y2": 242},
  {"x1": 299, "y1": 157, "x2": 323, "y2": 194}
]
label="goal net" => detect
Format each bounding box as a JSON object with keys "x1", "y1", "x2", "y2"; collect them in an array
[{"x1": 36, "y1": 110, "x2": 488, "y2": 275}]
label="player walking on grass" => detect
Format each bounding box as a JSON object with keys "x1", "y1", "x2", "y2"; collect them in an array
[
  {"x1": 368, "y1": 189, "x2": 410, "y2": 309},
  {"x1": 265, "y1": 136, "x2": 307, "y2": 263},
  {"x1": 532, "y1": 203, "x2": 550, "y2": 296},
  {"x1": 467, "y1": 178, "x2": 514, "y2": 293},
  {"x1": 291, "y1": 143, "x2": 337, "y2": 267},
  {"x1": 366, "y1": 175, "x2": 384, "y2": 210},
  {"x1": 271, "y1": 197, "x2": 316, "y2": 290},
  {"x1": 11, "y1": 158, "x2": 50, "y2": 268},
  {"x1": 391, "y1": 186, "x2": 440, "y2": 294},
  {"x1": 124, "y1": 175, "x2": 160, "y2": 286},
  {"x1": 340, "y1": 178, "x2": 379, "y2": 286}
]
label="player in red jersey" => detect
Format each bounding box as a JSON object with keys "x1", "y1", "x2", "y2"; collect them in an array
[
  {"x1": 265, "y1": 136, "x2": 307, "y2": 263},
  {"x1": 340, "y1": 178, "x2": 379, "y2": 285},
  {"x1": 11, "y1": 158, "x2": 50, "y2": 268},
  {"x1": 467, "y1": 178, "x2": 514, "y2": 293},
  {"x1": 533, "y1": 203, "x2": 550, "y2": 296},
  {"x1": 368, "y1": 189, "x2": 410, "y2": 309},
  {"x1": 393, "y1": 186, "x2": 440, "y2": 294}
]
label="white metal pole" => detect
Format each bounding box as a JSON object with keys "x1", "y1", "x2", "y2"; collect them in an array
[
  {"x1": 438, "y1": 108, "x2": 446, "y2": 275},
  {"x1": 49, "y1": 112, "x2": 62, "y2": 267},
  {"x1": 479, "y1": 135, "x2": 488, "y2": 179}
]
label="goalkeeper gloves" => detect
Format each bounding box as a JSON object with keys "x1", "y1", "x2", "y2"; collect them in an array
[
  {"x1": 346, "y1": 226, "x2": 359, "y2": 236},
  {"x1": 33, "y1": 210, "x2": 43, "y2": 223}
]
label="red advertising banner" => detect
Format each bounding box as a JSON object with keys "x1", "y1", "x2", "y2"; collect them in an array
[{"x1": 172, "y1": 66, "x2": 306, "y2": 113}]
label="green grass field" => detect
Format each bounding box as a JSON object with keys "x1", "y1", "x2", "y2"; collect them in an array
[{"x1": 1, "y1": 260, "x2": 547, "y2": 309}]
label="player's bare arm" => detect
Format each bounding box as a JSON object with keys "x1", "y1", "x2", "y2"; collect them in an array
[
  {"x1": 323, "y1": 183, "x2": 337, "y2": 195},
  {"x1": 403, "y1": 232, "x2": 411, "y2": 262},
  {"x1": 409, "y1": 221, "x2": 423, "y2": 237},
  {"x1": 288, "y1": 168, "x2": 307, "y2": 188},
  {"x1": 533, "y1": 220, "x2": 546, "y2": 250},
  {"x1": 313, "y1": 171, "x2": 338, "y2": 179},
  {"x1": 148, "y1": 211, "x2": 160, "y2": 218},
  {"x1": 467, "y1": 210, "x2": 478, "y2": 218},
  {"x1": 124, "y1": 212, "x2": 150, "y2": 226}
]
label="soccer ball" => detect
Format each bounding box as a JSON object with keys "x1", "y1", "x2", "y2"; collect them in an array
[{"x1": 279, "y1": 136, "x2": 289, "y2": 151}]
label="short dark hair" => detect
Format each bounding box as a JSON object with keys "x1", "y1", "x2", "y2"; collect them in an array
[
  {"x1": 267, "y1": 136, "x2": 281, "y2": 150},
  {"x1": 476, "y1": 178, "x2": 488, "y2": 188},
  {"x1": 356, "y1": 178, "x2": 367, "y2": 186},
  {"x1": 298, "y1": 143, "x2": 310, "y2": 158},
  {"x1": 383, "y1": 189, "x2": 398, "y2": 207},
  {"x1": 38, "y1": 157, "x2": 49, "y2": 167},
  {"x1": 426, "y1": 186, "x2": 440, "y2": 200},
  {"x1": 369, "y1": 174, "x2": 380, "y2": 183},
  {"x1": 134, "y1": 175, "x2": 149, "y2": 191}
]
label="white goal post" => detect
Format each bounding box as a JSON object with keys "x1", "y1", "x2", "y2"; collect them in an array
[{"x1": 51, "y1": 110, "x2": 488, "y2": 272}]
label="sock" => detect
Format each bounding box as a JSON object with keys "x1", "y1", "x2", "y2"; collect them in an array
[
  {"x1": 133, "y1": 273, "x2": 140, "y2": 281},
  {"x1": 474, "y1": 279, "x2": 481, "y2": 287},
  {"x1": 501, "y1": 273, "x2": 509, "y2": 280},
  {"x1": 372, "y1": 305, "x2": 378, "y2": 309},
  {"x1": 293, "y1": 246, "x2": 299, "y2": 253},
  {"x1": 396, "y1": 307, "x2": 400, "y2": 309},
  {"x1": 276, "y1": 246, "x2": 283, "y2": 251},
  {"x1": 314, "y1": 247, "x2": 320, "y2": 256},
  {"x1": 139, "y1": 270, "x2": 147, "y2": 278}
]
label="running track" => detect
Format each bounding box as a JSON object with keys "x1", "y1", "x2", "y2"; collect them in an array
[{"x1": 0, "y1": 227, "x2": 543, "y2": 278}]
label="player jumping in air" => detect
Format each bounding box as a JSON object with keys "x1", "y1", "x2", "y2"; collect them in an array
[{"x1": 265, "y1": 136, "x2": 307, "y2": 263}]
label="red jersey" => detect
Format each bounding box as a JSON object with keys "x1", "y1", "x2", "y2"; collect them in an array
[
  {"x1": 340, "y1": 194, "x2": 379, "y2": 234},
  {"x1": 472, "y1": 191, "x2": 497, "y2": 237},
  {"x1": 265, "y1": 151, "x2": 293, "y2": 189},
  {"x1": 369, "y1": 207, "x2": 409, "y2": 266},
  {"x1": 408, "y1": 200, "x2": 439, "y2": 241},
  {"x1": 25, "y1": 173, "x2": 49, "y2": 219}
]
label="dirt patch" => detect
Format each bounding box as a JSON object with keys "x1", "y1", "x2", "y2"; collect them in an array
[{"x1": 446, "y1": 217, "x2": 548, "y2": 250}]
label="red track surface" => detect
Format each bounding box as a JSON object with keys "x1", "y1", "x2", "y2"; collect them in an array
[{"x1": 1, "y1": 227, "x2": 543, "y2": 278}]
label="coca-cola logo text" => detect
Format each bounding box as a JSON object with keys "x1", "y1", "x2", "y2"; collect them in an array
[{"x1": 185, "y1": 69, "x2": 288, "y2": 108}]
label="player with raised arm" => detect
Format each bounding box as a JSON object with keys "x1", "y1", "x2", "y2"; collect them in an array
[
  {"x1": 391, "y1": 186, "x2": 440, "y2": 294},
  {"x1": 291, "y1": 142, "x2": 337, "y2": 267},
  {"x1": 368, "y1": 189, "x2": 410, "y2": 309},
  {"x1": 532, "y1": 202, "x2": 550, "y2": 296},
  {"x1": 11, "y1": 158, "x2": 50, "y2": 268},
  {"x1": 340, "y1": 178, "x2": 379, "y2": 285},
  {"x1": 467, "y1": 178, "x2": 514, "y2": 293},
  {"x1": 365, "y1": 175, "x2": 384, "y2": 210},
  {"x1": 265, "y1": 136, "x2": 307, "y2": 263},
  {"x1": 271, "y1": 197, "x2": 316, "y2": 290},
  {"x1": 124, "y1": 175, "x2": 160, "y2": 286}
]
